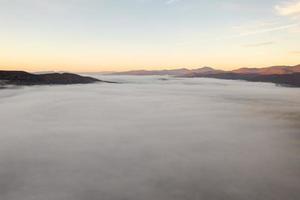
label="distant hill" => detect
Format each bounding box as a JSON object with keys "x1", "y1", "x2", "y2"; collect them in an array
[
  {"x1": 112, "y1": 68, "x2": 191, "y2": 76},
  {"x1": 0, "y1": 71, "x2": 108, "y2": 85},
  {"x1": 112, "y1": 65, "x2": 300, "y2": 76},
  {"x1": 183, "y1": 67, "x2": 224, "y2": 77},
  {"x1": 183, "y1": 65, "x2": 300, "y2": 87},
  {"x1": 111, "y1": 67, "x2": 222, "y2": 76},
  {"x1": 111, "y1": 65, "x2": 300, "y2": 87},
  {"x1": 187, "y1": 72, "x2": 300, "y2": 87},
  {"x1": 232, "y1": 65, "x2": 300, "y2": 75}
]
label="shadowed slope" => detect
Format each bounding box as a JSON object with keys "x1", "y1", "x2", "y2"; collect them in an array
[
  {"x1": 186, "y1": 72, "x2": 300, "y2": 87},
  {"x1": 0, "y1": 71, "x2": 107, "y2": 85}
]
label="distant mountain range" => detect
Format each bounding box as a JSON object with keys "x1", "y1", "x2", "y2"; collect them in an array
[
  {"x1": 111, "y1": 65, "x2": 300, "y2": 87},
  {"x1": 111, "y1": 67, "x2": 223, "y2": 76},
  {"x1": 1, "y1": 65, "x2": 299, "y2": 87},
  {"x1": 112, "y1": 68, "x2": 191, "y2": 76},
  {"x1": 0, "y1": 71, "x2": 108, "y2": 86},
  {"x1": 232, "y1": 65, "x2": 300, "y2": 75},
  {"x1": 111, "y1": 65, "x2": 300, "y2": 76}
]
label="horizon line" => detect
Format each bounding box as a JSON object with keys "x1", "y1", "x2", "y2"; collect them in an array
[{"x1": 1, "y1": 63, "x2": 299, "y2": 73}]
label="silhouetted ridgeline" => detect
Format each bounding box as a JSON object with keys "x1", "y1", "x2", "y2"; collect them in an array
[
  {"x1": 0, "y1": 71, "x2": 105, "y2": 85},
  {"x1": 111, "y1": 67, "x2": 223, "y2": 76},
  {"x1": 186, "y1": 73, "x2": 300, "y2": 87},
  {"x1": 112, "y1": 65, "x2": 300, "y2": 87}
]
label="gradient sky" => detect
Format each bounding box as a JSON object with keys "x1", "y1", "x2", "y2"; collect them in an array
[{"x1": 1, "y1": 0, "x2": 300, "y2": 72}]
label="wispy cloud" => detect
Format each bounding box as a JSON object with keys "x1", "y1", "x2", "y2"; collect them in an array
[
  {"x1": 138, "y1": 0, "x2": 181, "y2": 5},
  {"x1": 275, "y1": 0, "x2": 300, "y2": 16},
  {"x1": 220, "y1": 2, "x2": 243, "y2": 11},
  {"x1": 220, "y1": 22, "x2": 300, "y2": 40},
  {"x1": 238, "y1": 23, "x2": 300, "y2": 36},
  {"x1": 232, "y1": 20, "x2": 281, "y2": 31},
  {"x1": 243, "y1": 41, "x2": 275, "y2": 47},
  {"x1": 165, "y1": 0, "x2": 180, "y2": 5},
  {"x1": 226, "y1": 1, "x2": 300, "y2": 39},
  {"x1": 219, "y1": 1, "x2": 258, "y2": 12}
]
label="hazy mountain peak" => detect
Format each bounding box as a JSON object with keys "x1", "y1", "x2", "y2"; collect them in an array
[{"x1": 233, "y1": 65, "x2": 300, "y2": 75}]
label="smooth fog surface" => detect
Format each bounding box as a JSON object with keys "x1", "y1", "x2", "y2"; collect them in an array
[{"x1": 0, "y1": 76, "x2": 300, "y2": 200}]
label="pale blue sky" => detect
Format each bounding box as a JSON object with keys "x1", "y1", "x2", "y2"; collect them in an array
[{"x1": 0, "y1": 0, "x2": 299, "y2": 71}]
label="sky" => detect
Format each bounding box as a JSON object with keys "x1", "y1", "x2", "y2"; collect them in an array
[{"x1": 0, "y1": 0, "x2": 300, "y2": 72}]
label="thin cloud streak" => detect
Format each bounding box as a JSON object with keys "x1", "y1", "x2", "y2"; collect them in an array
[
  {"x1": 243, "y1": 41, "x2": 275, "y2": 47},
  {"x1": 239, "y1": 23, "x2": 300, "y2": 36},
  {"x1": 165, "y1": 0, "x2": 180, "y2": 5},
  {"x1": 275, "y1": 0, "x2": 300, "y2": 16},
  {"x1": 219, "y1": 23, "x2": 300, "y2": 40}
]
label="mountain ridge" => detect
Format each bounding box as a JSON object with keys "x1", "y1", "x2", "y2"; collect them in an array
[
  {"x1": 111, "y1": 65, "x2": 300, "y2": 76},
  {"x1": 0, "y1": 71, "x2": 111, "y2": 86},
  {"x1": 110, "y1": 65, "x2": 300, "y2": 87}
]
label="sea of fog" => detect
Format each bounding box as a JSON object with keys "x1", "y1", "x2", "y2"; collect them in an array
[{"x1": 0, "y1": 75, "x2": 300, "y2": 200}]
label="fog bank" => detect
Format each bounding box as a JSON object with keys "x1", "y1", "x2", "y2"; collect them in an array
[{"x1": 0, "y1": 76, "x2": 300, "y2": 200}]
